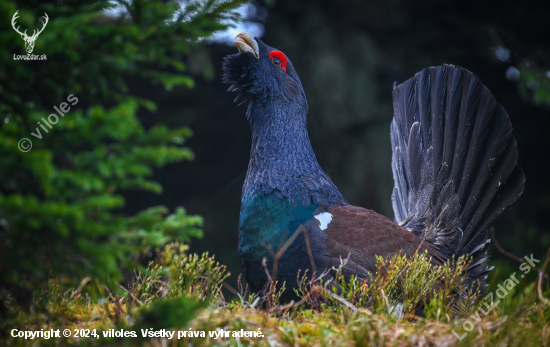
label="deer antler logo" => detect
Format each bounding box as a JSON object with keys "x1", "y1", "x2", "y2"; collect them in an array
[{"x1": 11, "y1": 11, "x2": 49, "y2": 54}]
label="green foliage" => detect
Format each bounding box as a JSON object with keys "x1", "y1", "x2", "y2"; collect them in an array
[
  {"x1": 0, "y1": 0, "x2": 246, "y2": 107},
  {"x1": 288, "y1": 252, "x2": 470, "y2": 318},
  {"x1": 2, "y1": 250, "x2": 548, "y2": 346},
  {"x1": 0, "y1": 0, "x2": 247, "y2": 326},
  {"x1": 1, "y1": 0, "x2": 548, "y2": 345},
  {"x1": 519, "y1": 65, "x2": 550, "y2": 107},
  {"x1": 165, "y1": 245, "x2": 231, "y2": 300},
  {"x1": 136, "y1": 296, "x2": 205, "y2": 331},
  {"x1": 1, "y1": 247, "x2": 229, "y2": 346},
  {"x1": 128, "y1": 243, "x2": 230, "y2": 304}
]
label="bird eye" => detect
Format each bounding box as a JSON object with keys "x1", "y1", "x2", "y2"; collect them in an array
[{"x1": 268, "y1": 51, "x2": 287, "y2": 72}]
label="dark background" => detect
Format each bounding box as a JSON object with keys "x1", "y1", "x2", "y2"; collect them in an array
[{"x1": 124, "y1": 0, "x2": 550, "y2": 287}]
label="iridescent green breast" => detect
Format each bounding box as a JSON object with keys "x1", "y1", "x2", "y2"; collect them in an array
[{"x1": 238, "y1": 189, "x2": 321, "y2": 296}]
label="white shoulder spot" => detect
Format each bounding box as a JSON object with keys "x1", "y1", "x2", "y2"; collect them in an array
[{"x1": 314, "y1": 212, "x2": 333, "y2": 230}]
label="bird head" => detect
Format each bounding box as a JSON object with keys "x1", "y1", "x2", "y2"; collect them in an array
[{"x1": 222, "y1": 32, "x2": 307, "y2": 120}]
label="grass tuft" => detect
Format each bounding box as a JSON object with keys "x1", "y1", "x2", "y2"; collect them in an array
[{"x1": 2, "y1": 244, "x2": 549, "y2": 346}]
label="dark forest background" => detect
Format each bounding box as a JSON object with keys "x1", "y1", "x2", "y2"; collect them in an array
[{"x1": 122, "y1": 0, "x2": 550, "y2": 287}]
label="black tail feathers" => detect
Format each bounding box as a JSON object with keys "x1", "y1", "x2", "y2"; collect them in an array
[{"x1": 390, "y1": 65, "x2": 525, "y2": 285}]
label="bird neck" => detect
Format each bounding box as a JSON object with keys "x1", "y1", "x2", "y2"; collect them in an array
[
  {"x1": 242, "y1": 99, "x2": 347, "y2": 207},
  {"x1": 238, "y1": 100, "x2": 346, "y2": 296}
]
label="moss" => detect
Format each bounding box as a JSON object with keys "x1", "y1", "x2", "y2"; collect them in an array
[{"x1": 2, "y1": 245, "x2": 549, "y2": 347}]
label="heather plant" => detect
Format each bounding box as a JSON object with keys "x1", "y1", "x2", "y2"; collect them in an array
[
  {"x1": 0, "y1": 0, "x2": 246, "y2": 334},
  {"x1": 3, "y1": 246, "x2": 548, "y2": 347},
  {"x1": 1, "y1": 1, "x2": 549, "y2": 346},
  {"x1": 287, "y1": 251, "x2": 470, "y2": 317}
]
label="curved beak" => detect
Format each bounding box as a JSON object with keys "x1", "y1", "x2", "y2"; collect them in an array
[{"x1": 234, "y1": 32, "x2": 259, "y2": 60}]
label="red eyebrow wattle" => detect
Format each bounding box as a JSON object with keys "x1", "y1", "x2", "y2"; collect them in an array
[{"x1": 269, "y1": 51, "x2": 287, "y2": 72}]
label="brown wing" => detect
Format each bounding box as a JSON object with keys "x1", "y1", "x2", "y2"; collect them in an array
[{"x1": 322, "y1": 205, "x2": 445, "y2": 280}]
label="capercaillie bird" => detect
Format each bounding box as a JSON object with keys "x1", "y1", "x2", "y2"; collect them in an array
[{"x1": 222, "y1": 32, "x2": 525, "y2": 303}]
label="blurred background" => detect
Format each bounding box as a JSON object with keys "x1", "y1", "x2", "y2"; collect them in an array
[
  {"x1": 127, "y1": 0, "x2": 550, "y2": 287},
  {"x1": 1, "y1": 0, "x2": 549, "y2": 303}
]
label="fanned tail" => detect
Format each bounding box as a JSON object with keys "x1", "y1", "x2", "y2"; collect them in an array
[{"x1": 390, "y1": 65, "x2": 525, "y2": 286}]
